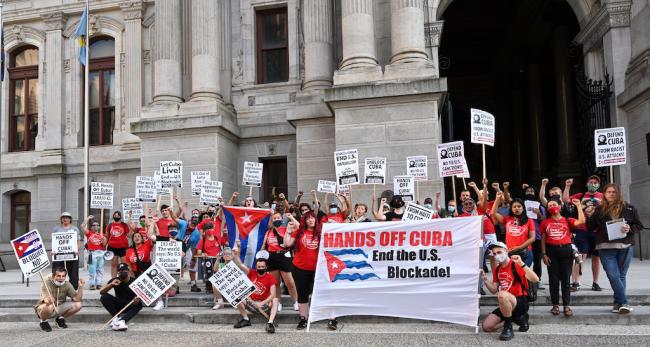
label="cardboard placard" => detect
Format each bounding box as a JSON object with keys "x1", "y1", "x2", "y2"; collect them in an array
[
  {"x1": 52, "y1": 231, "x2": 79, "y2": 261},
  {"x1": 334, "y1": 149, "x2": 360, "y2": 185},
  {"x1": 406, "y1": 156, "x2": 428, "y2": 181},
  {"x1": 209, "y1": 261, "x2": 256, "y2": 307},
  {"x1": 122, "y1": 198, "x2": 144, "y2": 222},
  {"x1": 200, "y1": 180, "x2": 223, "y2": 206},
  {"x1": 129, "y1": 263, "x2": 176, "y2": 306},
  {"x1": 470, "y1": 108, "x2": 495, "y2": 146},
  {"x1": 364, "y1": 157, "x2": 386, "y2": 185},
  {"x1": 135, "y1": 176, "x2": 157, "y2": 202},
  {"x1": 11, "y1": 229, "x2": 50, "y2": 278},
  {"x1": 90, "y1": 182, "x2": 114, "y2": 209},
  {"x1": 402, "y1": 202, "x2": 435, "y2": 221},
  {"x1": 317, "y1": 180, "x2": 337, "y2": 193},
  {"x1": 393, "y1": 175, "x2": 415, "y2": 202},
  {"x1": 160, "y1": 161, "x2": 183, "y2": 188},
  {"x1": 191, "y1": 171, "x2": 211, "y2": 196},
  {"x1": 155, "y1": 241, "x2": 182, "y2": 272},
  {"x1": 594, "y1": 127, "x2": 626, "y2": 167},
  {"x1": 242, "y1": 162, "x2": 263, "y2": 187},
  {"x1": 436, "y1": 141, "x2": 466, "y2": 178}
]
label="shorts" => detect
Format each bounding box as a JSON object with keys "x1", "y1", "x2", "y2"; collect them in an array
[
  {"x1": 267, "y1": 251, "x2": 293, "y2": 272},
  {"x1": 491, "y1": 296, "x2": 529, "y2": 322},
  {"x1": 107, "y1": 246, "x2": 127, "y2": 257},
  {"x1": 574, "y1": 232, "x2": 598, "y2": 256},
  {"x1": 35, "y1": 301, "x2": 78, "y2": 320},
  {"x1": 184, "y1": 249, "x2": 197, "y2": 271}
]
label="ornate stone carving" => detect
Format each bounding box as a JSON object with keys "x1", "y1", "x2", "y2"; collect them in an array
[
  {"x1": 64, "y1": 59, "x2": 71, "y2": 73},
  {"x1": 120, "y1": 0, "x2": 145, "y2": 20},
  {"x1": 65, "y1": 111, "x2": 72, "y2": 135},
  {"x1": 232, "y1": 49, "x2": 244, "y2": 85},
  {"x1": 11, "y1": 25, "x2": 24, "y2": 42},
  {"x1": 575, "y1": 1, "x2": 630, "y2": 53},
  {"x1": 424, "y1": 21, "x2": 443, "y2": 47},
  {"x1": 120, "y1": 52, "x2": 127, "y2": 66},
  {"x1": 143, "y1": 49, "x2": 152, "y2": 64},
  {"x1": 41, "y1": 12, "x2": 68, "y2": 31},
  {"x1": 248, "y1": 96, "x2": 255, "y2": 106}
]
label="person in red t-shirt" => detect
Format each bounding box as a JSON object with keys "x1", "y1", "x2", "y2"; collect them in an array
[
  {"x1": 263, "y1": 212, "x2": 298, "y2": 312},
  {"x1": 81, "y1": 215, "x2": 107, "y2": 290},
  {"x1": 125, "y1": 232, "x2": 153, "y2": 277},
  {"x1": 491, "y1": 192, "x2": 535, "y2": 267},
  {"x1": 232, "y1": 246, "x2": 278, "y2": 333},
  {"x1": 195, "y1": 222, "x2": 225, "y2": 297},
  {"x1": 482, "y1": 242, "x2": 539, "y2": 341},
  {"x1": 155, "y1": 204, "x2": 182, "y2": 242},
  {"x1": 323, "y1": 192, "x2": 349, "y2": 223},
  {"x1": 541, "y1": 198, "x2": 584, "y2": 317},
  {"x1": 106, "y1": 211, "x2": 132, "y2": 277}
]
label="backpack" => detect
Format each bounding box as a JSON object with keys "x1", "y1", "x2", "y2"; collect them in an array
[{"x1": 510, "y1": 261, "x2": 538, "y2": 302}]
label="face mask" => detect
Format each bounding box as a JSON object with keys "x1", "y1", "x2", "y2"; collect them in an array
[
  {"x1": 53, "y1": 279, "x2": 66, "y2": 287},
  {"x1": 329, "y1": 207, "x2": 338, "y2": 214},
  {"x1": 139, "y1": 221, "x2": 145, "y2": 227},
  {"x1": 191, "y1": 218, "x2": 199, "y2": 225},
  {"x1": 118, "y1": 271, "x2": 129, "y2": 281},
  {"x1": 257, "y1": 269, "x2": 266, "y2": 276},
  {"x1": 548, "y1": 206, "x2": 561, "y2": 215},
  {"x1": 271, "y1": 220, "x2": 283, "y2": 228},
  {"x1": 587, "y1": 183, "x2": 599, "y2": 192},
  {"x1": 550, "y1": 193, "x2": 561, "y2": 199},
  {"x1": 525, "y1": 194, "x2": 535, "y2": 200},
  {"x1": 169, "y1": 229, "x2": 178, "y2": 238},
  {"x1": 448, "y1": 206, "x2": 455, "y2": 213},
  {"x1": 494, "y1": 252, "x2": 508, "y2": 264},
  {"x1": 424, "y1": 204, "x2": 433, "y2": 210},
  {"x1": 92, "y1": 225, "x2": 100, "y2": 231},
  {"x1": 113, "y1": 216, "x2": 121, "y2": 221},
  {"x1": 207, "y1": 211, "x2": 215, "y2": 217}
]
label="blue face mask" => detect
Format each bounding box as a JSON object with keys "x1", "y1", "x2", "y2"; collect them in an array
[
  {"x1": 424, "y1": 204, "x2": 433, "y2": 210},
  {"x1": 448, "y1": 206, "x2": 456, "y2": 213}
]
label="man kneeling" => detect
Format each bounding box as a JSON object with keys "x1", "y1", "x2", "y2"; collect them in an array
[
  {"x1": 35, "y1": 267, "x2": 84, "y2": 332},
  {"x1": 482, "y1": 242, "x2": 539, "y2": 341},
  {"x1": 100, "y1": 263, "x2": 143, "y2": 331},
  {"x1": 232, "y1": 245, "x2": 278, "y2": 333}
]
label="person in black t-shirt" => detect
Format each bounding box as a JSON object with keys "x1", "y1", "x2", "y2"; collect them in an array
[{"x1": 99, "y1": 263, "x2": 143, "y2": 331}]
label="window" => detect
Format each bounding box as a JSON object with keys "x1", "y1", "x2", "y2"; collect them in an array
[
  {"x1": 8, "y1": 47, "x2": 39, "y2": 152},
  {"x1": 256, "y1": 7, "x2": 289, "y2": 84},
  {"x1": 10, "y1": 191, "x2": 31, "y2": 239},
  {"x1": 88, "y1": 37, "x2": 115, "y2": 146}
]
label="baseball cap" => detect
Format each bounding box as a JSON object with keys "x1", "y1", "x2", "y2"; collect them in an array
[
  {"x1": 117, "y1": 263, "x2": 130, "y2": 272},
  {"x1": 587, "y1": 175, "x2": 601, "y2": 183},
  {"x1": 255, "y1": 250, "x2": 270, "y2": 260},
  {"x1": 60, "y1": 212, "x2": 72, "y2": 219},
  {"x1": 487, "y1": 241, "x2": 508, "y2": 251}
]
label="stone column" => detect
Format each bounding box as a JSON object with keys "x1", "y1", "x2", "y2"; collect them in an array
[
  {"x1": 338, "y1": 0, "x2": 379, "y2": 69},
  {"x1": 527, "y1": 64, "x2": 545, "y2": 179},
  {"x1": 121, "y1": 1, "x2": 145, "y2": 119},
  {"x1": 303, "y1": 0, "x2": 334, "y2": 89},
  {"x1": 190, "y1": 0, "x2": 222, "y2": 101},
  {"x1": 153, "y1": 0, "x2": 183, "y2": 104},
  {"x1": 389, "y1": 0, "x2": 428, "y2": 64},
  {"x1": 40, "y1": 12, "x2": 67, "y2": 150}
]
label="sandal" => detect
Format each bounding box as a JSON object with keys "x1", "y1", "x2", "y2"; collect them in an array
[
  {"x1": 563, "y1": 306, "x2": 574, "y2": 317},
  {"x1": 551, "y1": 305, "x2": 560, "y2": 315}
]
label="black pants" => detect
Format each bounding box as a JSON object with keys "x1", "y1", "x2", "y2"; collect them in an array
[
  {"x1": 547, "y1": 244, "x2": 573, "y2": 306},
  {"x1": 291, "y1": 267, "x2": 315, "y2": 304},
  {"x1": 100, "y1": 294, "x2": 143, "y2": 322},
  {"x1": 532, "y1": 239, "x2": 543, "y2": 281},
  {"x1": 52, "y1": 259, "x2": 79, "y2": 290}
]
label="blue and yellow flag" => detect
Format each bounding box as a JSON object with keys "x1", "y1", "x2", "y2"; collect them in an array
[{"x1": 74, "y1": 6, "x2": 88, "y2": 65}]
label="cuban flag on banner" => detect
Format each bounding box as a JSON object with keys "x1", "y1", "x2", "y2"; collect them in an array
[
  {"x1": 12, "y1": 232, "x2": 43, "y2": 259},
  {"x1": 324, "y1": 248, "x2": 380, "y2": 282},
  {"x1": 222, "y1": 206, "x2": 272, "y2": 269}
]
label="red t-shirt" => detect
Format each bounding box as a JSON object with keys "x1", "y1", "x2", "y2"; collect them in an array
[
  {"x1": 126, "y1": 240, "x2": 153, "y2": 273},
  {"x1": 85, "y1": 231, "x2": 105, "y2": 251},
  {"x1": 196, "y1": 236, "x2": 223, "y2": 257},
  {"x1": 326, "y1": 212, "x2": 346, "y2": 223},
  {"x1": 503, "y1": 216, "x2": 535, "y2": 250},
  {"x1": 266, "y1": 227, "x2": 288, "y2": 252},
  {"x1": 106, "y1": 222, "x2": 130, "y2": 248},
  {"x1": 493, "y1": 260, "x2": 528, "y2": 297},
  {"x1": 156, "y1": 218, "x2": 174, "y2": 238},
  {"x1": 248, "y1": 268, "x2": 277, "y2": 301},
  {"x1": 540, "y1": 217, "x2": 577, "y2": 246},
  {"x1": 292, "y1": 230, "x2": 320, "y2": 271},
  {"x1": 135, "y1": 226, "x2": 148, "y2": 238},
  {"x1": 570, "y1": 191, "x2": 604, "y2": 205},
  {"x1": 197, "y1": 217, "x2": 223, "y2": 233}
]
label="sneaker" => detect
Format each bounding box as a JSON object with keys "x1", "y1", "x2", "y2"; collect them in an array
[
  {"x1": 612, "y1": 303, "x2": 622, "y2": 313},
  {"x1": 499, "y1": 322, "x2": 514, "y2": 341},
  {"x1": 515, "y1": 313, "x2": 529, "y2": 332},
  {"x1": 328, "y1": 319, "x2": 338, "y2": 331},
  {"x1": 234, "y1": 318, "x2": 251, "y2": 329},
  {"x1": 480, "y1": 288, "x2": 486, "y2": 295},
  {"x1": 592, "y1": 283, "x2": 603, "y2": 292},
  {"x1": 55, "y1": 316, "x2": 68, "y2": 329},
  {"x1": 293, "y1": 302, "x2": 299, "y2": 311},
  {"x1": 266, "y1": 322, "x2": 276, "y2": 334},
  {"x1": 153, "y1": 300, "x2": 165, "y2": 311},
  {"x1": 112, "y1": 319, "x2": 128, "y2": 331},
  {"x1": 618, "y1": 304, "x2": 633, "y2": 314},
  {"x1": 212, "y1": 301, "x2": 223, "y2": 310},
  {"x1": 570, "y1": 282, "x2": 580, "y2": 292},
  {"x1": 190, "y1": 284, "x2": 201, "y2": 293},
  {"x1": 297, "y1": 316, "x2": 308, "y2": 330},
  {"x1": 40, "y1": 321, "x2": 52, "y2": 332},
  {"x1": 277, "y1": 303, "x2": 282, "y2": 312}
]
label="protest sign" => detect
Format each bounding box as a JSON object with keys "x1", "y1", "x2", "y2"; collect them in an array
[
  {"x1": 334, "y1": 149, "x2": 360, "y2": 185},
  {"x1": 135, "y1": 176, "x2": 157, "y2": 202},
  {"x1": 191, "y1": 171, "x2": 211, "y2": 196},
  {"x1": 594, "y1": 127, "x2": 626, "y2": 167},
  {"x1": 209, "y1": 261, "x2": 256, "y2": 307},
  {"x1": 129, "y1": 263, "x2": 176, "y2": 306},
  {"x1": 160, "y1": 161, "x2": 183, "y2": 188},
  {"x1": 317, "y1": 180, "x2": 337, "y2": 194},
  {"x1": 364, "y1": 158, "x2": 386, "y2": 185},
  {"x1": 402, "y1": 202, "x2": 435, "y2": 222},
  {"x1": 406, "y1": 156, "x2": 428, "y2": 181},
  {"x1": 155, "y1": 241, "x2": 182, "y2": 272},
  {"x1": 90, "y1": 182, "x2": 114, "y2": 209},
  {"x1": 122, "y1": 198, "x2": 144, "y2": 222},
  {"x1": 200, "y1": 180, "x2": 223, "y2": 205},
  {"x1": 11, "y1": 229, "x2": 50, "y2": 278},
  {"x1": 436, "y1": 141, "x2": 466, "y2": 178},
  {"x1": 153, "y1": 170, "x2": 170, "y2": 196},
  {"x1": 524, "y1": 200, "x2": 540, "y2": 220},
  {"x1": 606, "y1": 219, "x2": 627, "y2": 241},
  {"x1": 52, "y1": 231, "x2": 79, "y2": 261},
  {"x1": 242, "y1": 162, "x2": 263, "y2": 187},
  {"x1": 393, "y1": 175, "x2": 415, "y2": 202},
  {"x1": 309, "y1": 217, "x2": 482, "y2": 327},
  {"x1": 337, "y1": 184, "x2": 350, "y2": 195},
  {"x1": 470, "y1": 108, "x2": 495, "y2": 146}
]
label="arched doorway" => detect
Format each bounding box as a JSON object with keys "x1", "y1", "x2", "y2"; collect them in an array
[{"x1": 439, "y1": 0, "x2": 586, "y2": 195}]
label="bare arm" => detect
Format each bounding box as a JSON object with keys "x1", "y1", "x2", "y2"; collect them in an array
[
  {"x1": 227, "y1": 192, "x2": 240, "y2": 206},
  {"x1": 232, "y1": 240, "x2": 249, "y2": 273},
  {"x1": 311, "y1": 190, "x2": 320, "y2": 212},
  {"x1": 283, "y1": 215, "x2": 300, "y2": 248},
  {"x1": 491, "y1": 192, "x2": 505, "y2": 224},
  {"x1": 562, "y1": 179, "x2": 573, "y2": 204},
  {"x1": 539, "y1": 178, "x2": 549, "y2": 207},
  {"x1": 502, "y1": 182, "x2": 511, "y2": 204},
  {"x1": 294, "y1": 191, "x2": 303, "y2": 206},
  {"x1": 434, "y1": 192, "x2": 441, "y2": 212},
  {"x1": 481, "y1": 271, "x2": 498, "y2": 294},
  {"x1": 338, "y1": 193, "x2": 350, "y2": 216},
  {"x1": 573, "y1": 199, "x2": 585, "y2": 227}
]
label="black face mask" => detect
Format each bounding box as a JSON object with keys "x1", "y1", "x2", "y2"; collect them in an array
[
  {"x1": 550, "y1": 194, "x2": 561, "y2": 199},
  {"x1": 191, "y1": 218, "x2": 199, "y2": 225},
  {"x1": 113, "y1": 216, "x2": 121, "y2": 221},
  {"x1": 257, "y1": 269, "x2": 267, "y2": 276},
  {"x1": 118, "y1": 271, "x2": 129, "y2": 281},
  {"x1": 272, "y1": 220, "x2": 283, "y2": 228},
  {"x1": 525, "y1": 194, "x2": 536, "y2": 200},
  {"x1": 207, "y1": 211, "x2": 215, "y2": 217}
]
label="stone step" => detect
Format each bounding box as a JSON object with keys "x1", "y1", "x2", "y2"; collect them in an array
[{"x1": 1, "y1": 306, "x2": 647, "y2": 326}]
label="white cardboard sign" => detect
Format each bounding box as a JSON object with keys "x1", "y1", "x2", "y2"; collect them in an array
[
  {"x1": 11, "y1": 229, "x2": 50, "y2": 278},
  {"x1": 364, "y1": 157, "x2": 386, "y2": 185},
  {"x1": 191, "y1": 171, "x2": 211, "y2": 196},
  {"x1": 135, "y1": 176, "x2": 157, "y2": 202},
  {"x1": 209, "y1": 261, "x2": 256, "y2": 307},
  {"x1": 436, "y1": 141, "x2": 467, "y2": 178},
  {"x1": 594, "y1": 127, "x2": 626, "y2": 167},
  {"x1": 402, "y1": 202, "x2": 435, "y2": 221},
  {"x1": 155, "y1": 241, "x2": 182, "y2": 271},
  {"x1": 52, "y1": 231, "x2": 79, "y2": 261},
  {"x1": 90, "y1": 182, "x2": 114, "y2": 209},
  {"x1": 406, "y1": 156, "x2": 428, "y2": 181},
  {"x1": 129, "y1": 263, "x2": 176, "y2": 306},
  {"x1": 334, "y1": 149, "x2": 360, "y2": 185},
  {"x1": 200, "y1": 180, "x2": 223, "y2": 205},
  {"x1": 393, "y1": 175, "x2": 415, "y2": 202},
  {"x1": 318, "y1": 180, "x2": 337, "y2": 193},
  {"x1": 122, "y1": 198, "x2": 144, "y2": 222},
  {"x1": 160, "y1": 161, "x2": 183, "y2": 188},
  {"x1": 470, "y1": 108, "x2": 495, "y2": 146},
  {"x1": 242, "y1": 162, "x2": 263, "y2": 187}
]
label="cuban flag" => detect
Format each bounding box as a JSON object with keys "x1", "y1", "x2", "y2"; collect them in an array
[
  {"x1": 324, "y1": 248, "x2": 380, "y2": 282},
  {"x1": 12, "y1": 232, "x2": 43, "y2": 259},
  {"x1": 222, "y1": 206, "x2": 271, "y2": 269}
]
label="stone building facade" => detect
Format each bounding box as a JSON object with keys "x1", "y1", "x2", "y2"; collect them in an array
[{"x1": 0, "y1": 0, "x2": 648, "y2": 262}]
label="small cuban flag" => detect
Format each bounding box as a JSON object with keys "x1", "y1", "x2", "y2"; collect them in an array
[
  {"x1": 324, "y1": 248, "x2": 380, "y2": 282},
  {"x1": 222, "y1": 206, "x2": 271, "y2": 269}
]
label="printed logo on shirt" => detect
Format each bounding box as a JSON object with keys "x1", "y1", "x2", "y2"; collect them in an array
[
  {"x1": 88, "y1": 233, "x2": 103, "y2": 245},
  {"x1": 111, "y1": 226, "x2": 125, "y2": 238},
  {"x1": 128, "y1": 250, "x2": 146, "y2": 264},
  {"x1": 301, "y1": 233, "x2": 319, "y2": 250},
  {"x1": 498, "y1": 271, "x2": 513, "y2": 292},
  {"x1": 506, "y1": 221, "x2": 527, "y2": 237},
  {"x1": 253, "y1": 279, "x2": 267, "y2": 297},
  {"x1": 547, "y1": 223, "x2": 568, "y2": 241}
]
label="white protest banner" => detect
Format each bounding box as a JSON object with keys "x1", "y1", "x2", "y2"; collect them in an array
[
  {"x1": 209, "y1": 261, "x2": 256, "y2": 307},
  {"x1": 334, "y1": 149, "x2": 360, "y2": 185},
  {"x1": 160, "y1": 161, "x2": 183, "y2": 188},
  {"x1": 393, "y1": 175, "x2": 415, "y2": 202},
  {"x1": 200, "y1": 180, "x2": 223, "y2": 205},
  {"x1": 406, "y1": 156, "x2": 428, "y2": 181},
  {"x1": 309, "y1": 217, "x2": 481, "y2": 327},
  {"x1": 191, "y1": 171, "x2": 211, "y2": 196},
  {"x1": 594, "y1": 127, "x2": 626, "y2": 167},
  {"x1": 317, "y1": 180, "x2": 337, "y2": 193},
  {"x1": 153, "y1": 170, "x2": 170, "y2": 196},
  {"x1": 135, "y1": 176, "x2": 157, "y2": 202},
  {"x1": 122, "y1": 198, "x2": 144, "y2": 222},
  {"x1": 242, "y1": 162, "x2": 263, "y2": 187},
  {"x1": 129, "y1": 263, "x2": 176, "y2": 306},
  {"x1": 11, "y1": 229, "x2": 50, "y2": 277},
  {"x1": 402, "y1": 202, "x2": 435, "y2": 222},
  {"x1": 90, "y1": 182, "x2": 114, "y2": 209},
  {"x1": 155, "y1": 241, "x2": 182, "y2": 271},
  {"x1": 364, "y1": 157, "x2": 386, "y2": 185},
  {"x1": 338, "y1": 184, "x2": 350, "y2": 195},
  {"x1": 524, "y1": 200, "x2": 540, "y2": 220},
  {"x1": 436, "y1": 141, "x2": 466, "y2": 178},
  {"x1": 470, "y1": 108, "x2": 495, "y2": 146},
  {"x1": 52, "y1": 231, "x2": 79, "y2": 261}
]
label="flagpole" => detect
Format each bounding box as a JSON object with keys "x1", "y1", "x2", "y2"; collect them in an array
[{"x1": 83, "y1": 1, "x2": 90, "y2": 219}]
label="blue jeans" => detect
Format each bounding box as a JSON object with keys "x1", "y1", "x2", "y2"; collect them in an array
[
  {"x1": 87, "y1": 250, "x2": 106, "y2": 286},
  {"x1": 599, "y1": 247, "x2": 634, "y2": 305}
]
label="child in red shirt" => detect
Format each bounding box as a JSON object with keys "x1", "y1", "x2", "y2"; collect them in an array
[{"x1": 81, "y1": 215, "x2": 107, "y2": 289}]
